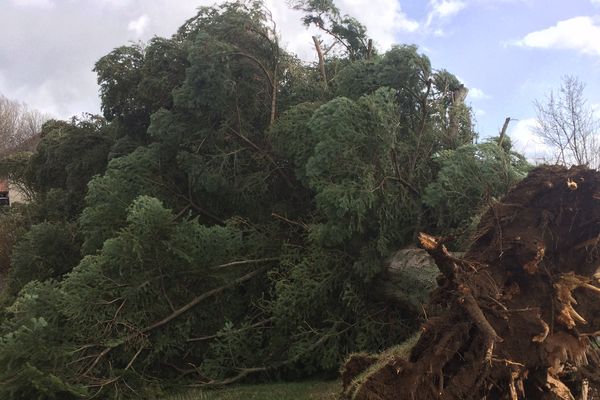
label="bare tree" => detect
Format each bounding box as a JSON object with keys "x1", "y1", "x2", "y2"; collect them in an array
[
  {"x1": 534, "y1": 76, "x2": 600, "y2": 168},
  {"x1": 0, "y1": 94, "x2": 48, "y2": 156}
]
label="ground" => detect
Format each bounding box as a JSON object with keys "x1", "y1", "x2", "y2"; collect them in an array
[{"x1": 165, "y1": 381, "x2": 340, "y2": 400}]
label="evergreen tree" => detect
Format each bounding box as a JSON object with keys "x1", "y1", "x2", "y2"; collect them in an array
[{"x1": 0, "y1": 1, "x2": 530, "y2": 398}]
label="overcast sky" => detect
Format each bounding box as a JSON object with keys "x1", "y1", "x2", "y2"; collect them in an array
[{"x1": 2, "y1": 0, "x2": 600, "y2": 160}]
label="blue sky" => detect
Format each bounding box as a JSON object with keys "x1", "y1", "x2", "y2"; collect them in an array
[
  {"x1": 1, "y1": 0, "x2": 600, "y2": 160},
  {"x1": 394, "y1": 0, "x2": 600, "y2": 160}
]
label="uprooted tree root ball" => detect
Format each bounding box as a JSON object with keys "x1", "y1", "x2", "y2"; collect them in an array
[{"x1": 343, "y1": 165, "x2": 600, "y2": 400}]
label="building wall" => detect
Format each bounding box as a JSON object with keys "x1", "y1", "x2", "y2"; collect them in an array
[
  {"x1": 1, "y1": 178, "x2": 28, "y2": 205},
  {"x1": 8, "y1": 183, "x2": 27, "y2": 204}
]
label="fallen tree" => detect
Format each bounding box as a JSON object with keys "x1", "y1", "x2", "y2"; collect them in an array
[
  {"x1": 373, "y1": 248, "x2": 440, "y2": 315},
  {"x1": 343, "y1": 165, "x2": 600, "y2": 400}
]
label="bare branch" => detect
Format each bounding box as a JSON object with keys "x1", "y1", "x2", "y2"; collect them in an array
[{"x1": 534, "y1": 76, "x2": 600, "y2": 168}]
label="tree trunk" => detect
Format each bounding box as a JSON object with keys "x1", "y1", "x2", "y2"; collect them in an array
[
  {"x1": 374, "y1": 248, "x2": 454, "y2": 314},
  {"x1": 312, "y1": 36, "x2": 328, "y2": 89},
  {"x1": 499, "y1": 117, "x2": 511, "y2": 147},
  {"x1": 343, "y1": 165, "x2": 600, "y2": 400},
  {"x1": 447, "y1": 85, "x2": 468, "y2": 145}
]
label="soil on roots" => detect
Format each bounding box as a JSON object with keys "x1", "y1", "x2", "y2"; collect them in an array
[{"x1": 343, "y1": 165, "x2": 600, "y2": 400}]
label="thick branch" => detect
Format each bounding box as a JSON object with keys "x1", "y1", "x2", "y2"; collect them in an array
[
  {"x1": 418, "y1": 232, "x2": 458, "y2": 280},
  {"x1": 312, "y1": 36, "x2": 328, "y2": 88},
  {"x1": 461, "y1": 292, "x2": 503, "y2": 344},
  {"x1": 83, "y1": 266, "x2": 269, "y2": 375},
  {"x1": 230, "y1": 52, "x2": 274, "y2": 89},
  {"x1": 142, "y1": 266, "x2": 269, "y2": 333},
  {"x1": 499, "y1": 117, "x2": 511, "y2": 148}
]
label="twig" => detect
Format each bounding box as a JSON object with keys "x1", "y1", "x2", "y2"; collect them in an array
[
  {"x1": 228, "y1": 127, "x2": 294, "y2": 188},
  {"x1": 187, "y1": 318, "x2": 274, "y2": 343},
  {"x1": 211, "y1": 258, "x2": 278, "y2": 270},
  {"x1": 125, "y1": 347, "x2": 145, "y2": 370},
  {"x1": 271, "y1": 212, "x2": 309, "y2": 230},
  {"x1": 492, "y1": 357, "x2": 525, "y2": 367}
]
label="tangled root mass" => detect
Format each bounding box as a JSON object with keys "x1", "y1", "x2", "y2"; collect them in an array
[{"x1": 343, "y1": 165, "x2": 600, "y2": 400}]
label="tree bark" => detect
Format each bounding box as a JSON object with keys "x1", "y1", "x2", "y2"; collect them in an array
[
  {"x1": 499, "y1": 117, "x2": 511, "y2": 147},
  {"x1": 312, "y1": 36, "x2": 328, "y2": 89}
]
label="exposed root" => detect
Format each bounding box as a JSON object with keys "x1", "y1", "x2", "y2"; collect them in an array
[
  {"x1": 343, "y1": 165, "x2": 600, "y2": 400},
  {"x1": 533, "y1": 317, "x2": 550, "y2": 343}
]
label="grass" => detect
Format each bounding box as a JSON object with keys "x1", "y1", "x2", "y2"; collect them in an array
[
  {"x1": 164, "y1": 335, "x2": 420, "y2": 400},
  {"x1": 164, "y1": 380, "x2": 340, "y2": 400}
]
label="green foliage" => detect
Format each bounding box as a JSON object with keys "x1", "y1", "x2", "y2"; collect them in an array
[
  {"x1": 292, "y1": 0, "x2": 370, "y2": 60},
  {"x1": 306, "y1": 90, "x2": 402, "y2": 250},
  {"x1": 0, "y1": 281, "x2": 86, "y2": 400},
  {"x1": 334, "y1": 45, "x2": 430, "y2": 100},
  {"x1": 95, "y1": 44, "x2": 145, "y2": 122},
  {"x1": 0, "y1": 211, "x2": 27, "y2": 276},
  {"x1": 63, "y1": 196, "x2": 269, "y2": 396},
  {"x1": 201, "y1": 320, "x2": 267, "y2": 379},
  {"x1": 175, "y1": 1, "x2": 280, "y2": 128},
  {"x1": 79, "y1": 145, "x2": 166, "y2": 254},
  {"x1": 26, "y1": 116, "x2": 112, "y2": 219},
  {"x1": 423, "y1": 138, "x2": 531, "y2": 232},
  {"x1": 262, "y1": 245, "x2": 412, "y2": 374},
  {"x1": 269, "y1": 102, "x2": 322, "y2": 184},
  {"x1": 6, "y1": 221, "x2": 81, "y2": 297},
  {"x1": 94, "y1": 37, "x2": 188, "y2": 144}
]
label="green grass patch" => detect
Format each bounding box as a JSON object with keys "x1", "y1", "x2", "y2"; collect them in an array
[{"x1": 164, "y1": 380, "x2": 340, "y2": 400}]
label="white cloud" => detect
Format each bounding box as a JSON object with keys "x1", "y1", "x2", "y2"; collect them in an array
[
  {"x1": 97, "y1": 0, "x2": 134, "y2": 7},
  {"x1": 476, "y1": 0, "x2": 531, "y2": 5},
  {"x1": 0, "y1": 0, "x2": 202, "y2": 119},
  {"x1": 128, "y1": 14, "x2": 150, "y2": 38},
  {"x1": 592, "y1": 0, "x2": 600, "y2": 6},
  {"x1": 509, "y1": 118, "x2": 554, "y2": 163},
  {"x1": 474, "y1": 108, "x2": 486, "y2": 116},
  {"x1": 10, "y1": 0, "x2": 53, "y2": 7},
  {"x1": 0, "y1": 0, "x2": 421, "y2": 119},
  {"x1": 264, "y1": 1, "x2": 318, "y2": 61},
  {"x1": 336, "y1": 0, "x2": 419, "y2": 49},
  {"x1": 469, "y1": 87, "x2": 491, "y2": 100},
  {"x1": 434, "y1": 0, "x2": 466, "y2": 18},
  {"x1": 426, "y1": 0, "x2": 466, "y2": 28},
  {"x1": 266, "y1": 0, "x2": 419, "y2": 61},
  {"x1": 514, "y1": 16, "x2": 600, "y2": 57}
]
